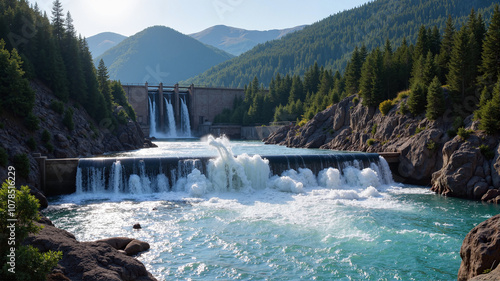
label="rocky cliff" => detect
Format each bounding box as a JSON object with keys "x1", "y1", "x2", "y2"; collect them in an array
[
  {"x1": 264, "y1": 95, "x2": 500, "y2": 201},
  {"x1": 0, "y1": 80, "x2": 152, "y2": 189}
]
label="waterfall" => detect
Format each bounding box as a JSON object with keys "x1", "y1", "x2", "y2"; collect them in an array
[
  {"x1": 110, "y1": 161, "x2": 122, "y2": 193},
  {"x1": 164, "y1": 97, "x2": 177, "y2": 138},
  {"x1": 148, "y1": 95, "x2": 157, "y2": 137},
  {"x1": 74, "y1": 137, "x2": 394, "y2": 197},
  {"x1": 180, "y1": 97, "x2": 192, "y2": 137}
]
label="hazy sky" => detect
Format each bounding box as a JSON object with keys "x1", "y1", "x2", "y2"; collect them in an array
[{"x1": 32, "y1": 0, "x2": 370, "y2": 37}]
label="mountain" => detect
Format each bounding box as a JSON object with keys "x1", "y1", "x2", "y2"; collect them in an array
[
  {"x1": 184, "y1": 0, "x2": 498, "y2": 88},
  {"x1": 190, "y1": 25, "x2": 306, "y2": 56},
  {"x1": 96, "y1": 26, "x2": 234, "y2": 84},
  {"x1": 86, "y1": 32, "x2": 127, "y2": 57}
]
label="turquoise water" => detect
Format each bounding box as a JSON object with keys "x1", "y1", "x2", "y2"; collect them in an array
[{"x1": 44, "y1": 139, "x2": 500, "y2": 280}]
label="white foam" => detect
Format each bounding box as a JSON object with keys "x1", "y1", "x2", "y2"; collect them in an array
[{"x1": 318, "y1": 167, "x2": 341, "y2": 189}]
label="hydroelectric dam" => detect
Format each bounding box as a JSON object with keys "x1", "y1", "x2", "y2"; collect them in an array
[{"x1": 122, "y1": 83, "x2": 247, "y2": 138}]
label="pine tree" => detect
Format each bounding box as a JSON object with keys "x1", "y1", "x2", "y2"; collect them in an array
[
  {"x1": 344, "y1": 46, "x2": 365, "y2": 95},
  {"x1": 438, "y1": 15, "x2": 455, "y2": 84},
  {"x1": 288, "y1": 75, "x2": 304, "y2": 104},
  {"x1": 359, "y1": 48, "x2": 383, "y2": 107},
  {"x1": 447, "y1": 21, "x2": 479, "y2": 111},
  {"x1": 414, "y1": 26, "x2": 429, "y2": 61},
  {"x1": 51, "y1": 0, "x2": 64, "y2": 41},
  {"x1": 479, "y1": 4, "x2": 500, "y2": 89},
  {"x1": 97, "y1": 59, "x2": 112, "y2": 111},
  {"x1": 478, "y1": 79, "x2": 500, "y2": 134},
  {"x1": 408, "y1": 81, "x2": 427, "y2": 115},
  {"x1": 0, "y1": 39, "x2": 35, "y2": 117},
  {"x1": 304, "y1": 62, "x2": 320, "y2": 94},
  {"x1": 426, "y1": 76, "x2": 445, "y2": 120}
]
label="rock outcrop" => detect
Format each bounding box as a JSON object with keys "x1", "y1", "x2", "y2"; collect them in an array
[
  {"x1": 431, "y1": 133, "x2": 499, "y2": 199},
  {"x1": 458, "y1": 214, "x2": 500, "y2": 281},
  {"x1": 264, "y1": 94, "x2": 500, "y2": 200},
  {"x1": 25, "y1": 219, "x2": 157, "y2": 281}
]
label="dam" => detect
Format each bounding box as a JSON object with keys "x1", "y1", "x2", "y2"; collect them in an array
[{"x1": 122, "y1": 83, "x2": 245, "y2": 137}]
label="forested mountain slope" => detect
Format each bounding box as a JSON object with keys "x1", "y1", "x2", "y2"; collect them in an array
[{"x1": 184, "y1": 0, "x2": 498, "y2": 88}]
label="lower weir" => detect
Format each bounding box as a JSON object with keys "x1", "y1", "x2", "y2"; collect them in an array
[{"x1": 39, "y1": 153, "x2": 394, "y2": 196}]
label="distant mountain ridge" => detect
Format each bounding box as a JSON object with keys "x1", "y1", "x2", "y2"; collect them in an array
[
  {"x1": 95, "y1": 26, "x2": 234, "y2": 84},
  {"x1": 190, "y1": 25, "x2": 306, "y2": 56},
  {"x1": 86, "y1": 32, "x2": 127, "y2": 58},
  {"x1": 184, "y1": 0, "x2": 499, "y2": 88}
]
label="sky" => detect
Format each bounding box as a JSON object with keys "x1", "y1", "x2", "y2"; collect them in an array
[{"x1": 32, "y1": 0, "x2": 371, "y2": 38}]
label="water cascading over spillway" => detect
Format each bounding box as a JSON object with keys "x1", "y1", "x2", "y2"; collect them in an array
[
  {"x1": 164, "y1": 97, "x2": 177, "y2": 138},
  {"x1": 180, "y1": 96, "x2": 192, "y2": 137},
  {"x1": 148, "y1": 95, "x2": 157, "y2": 137},
  {"x1": 75, "y1": 137, "x2": 393, "y2": 197}
]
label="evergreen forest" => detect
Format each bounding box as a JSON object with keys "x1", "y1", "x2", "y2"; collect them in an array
[
  {"x1": 0, "y1": 0, "x2": 135, "y2": 132},
  {"x1": 214, "y1": 6, "x2": 500, "y2": 135},
  {"x1": 185, "y1": 0, "x2": 498, "y2": 88}
]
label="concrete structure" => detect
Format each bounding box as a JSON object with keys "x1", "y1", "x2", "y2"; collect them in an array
[
  {"x1": 37, "y1": 152, "x2": 402, "y2": 196},
  {"x1": 122, "y1": 83, "x2": 245, "y2": 136}
]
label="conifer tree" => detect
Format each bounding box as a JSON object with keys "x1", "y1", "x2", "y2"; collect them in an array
[
  {"x1": 344, "y1": 47, "x2": 364, "y2": 95},
  {"x1": 413, "y1": 26, "x2": 429, "y2": 61},
  {"x1": 479, "y1": 4, "x2": 500, "y2": 90},
  {"x1": 426, "y1": 76, "x2": 445, "y2": 120},
  {"x1": 97, "y1": 59, "x2": 112, "y2": 111},
  {"x1": 478, "y1": 79, "x2": 500, "y2": 134},
  {"x1": 359, "y1": 48, "x2": 383, "y2": 107},
  {"x1": 408, "y1": 81, "x2": 427, "y2": 115},
  {"x1": 447, "y1": 21, "x2": 479, "y2": 111},
  {"x1": 438, "y1": 15, "x2": 455, "y2": 83},
  {"x1": 51, "y1": 0, "x2": 64, "y2": 41}
]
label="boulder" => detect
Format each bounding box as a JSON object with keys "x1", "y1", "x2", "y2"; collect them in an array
[
  {"x1": 458, "y1": 214, "x2": 500, "y2": 281},
  {"x1": 96, "y1": 237, "x2": 150, "y2": 256},
  {"x1": 124, "y1": 240, "x2": 151, "y2": 256},
  {"x1": 96, "y1": 237, "x2": 133, "y2": 250},
  {"x1": 25, "y1": 221, "x2": 157, "y2": 281}
]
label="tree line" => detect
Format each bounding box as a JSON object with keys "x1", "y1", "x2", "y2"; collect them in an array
[{"x1": 215, "y1": 6, "x2": 500, "y2": 135}]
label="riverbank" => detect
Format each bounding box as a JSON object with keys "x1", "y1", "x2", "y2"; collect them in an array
[{"x1": 264, "y1": 94, "x2": 500, "y2": 202}]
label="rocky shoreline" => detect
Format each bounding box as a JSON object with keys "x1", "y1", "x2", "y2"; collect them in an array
[
  {"x1": 264, "y1": 95, "x2": 500, "y2": 202},
  {"x1": 27, "y1": 217, "x2": 156, "y2": 281}
]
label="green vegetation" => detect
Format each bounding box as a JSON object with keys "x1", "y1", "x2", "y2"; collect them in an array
[
  {"x1": 0, "y1": 182, "x2": 62, "y2": 280},
  {"x1": 0, "y1": 0, "x2": 138, "y2": 135},
  {"x1": 479, "y1": 144, "x2": 495, "y2": 160},
  {"x1": 212, "y1": 5, "x2": 500, "y2": 135},
  {"x1": 426, "y1": 140, "x2": 437, "y2": 151},
  {"x1": 50, "y1": 100, "x2": 64, "y2": 114},
  {"x1": 425, "y1": 77, "x2": 446, "y2": 120},
  {"x1": 371, "y1": 124, "x2": 378, "y2": 135},
  {"x1": 379, "y1": 100, "x2": 394, "y2": 115},
  {"x1": 457, "y1": 127, "x2": 474, "y2": 141},
  {"x1": 186, "y1": 0, "x2": 498, "y2": 88},
  {"x1": 366, "y1": 138, "x2": 376, "y2": 146},
  {"x1": 415, "y1": 126, "x2": 426, "y2": 135},
  {"x1": 12, "y1": 153, "x2": 29, "y2": 178},
  {"x1": 26, "y1": 137, "x2": 37, "y2": 151},
  {"x1": 63, "y1": 108, "x2": 74, "y2": 131}
]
